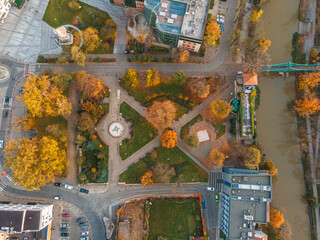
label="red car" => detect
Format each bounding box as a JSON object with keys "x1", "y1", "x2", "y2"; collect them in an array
[{"x1": 62, "y1": 213, "x2": 70, "y2": 217}]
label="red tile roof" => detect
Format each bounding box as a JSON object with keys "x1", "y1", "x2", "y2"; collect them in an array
[{"x1": 243, "y1": 73, "x2": 258, "y2": 85}]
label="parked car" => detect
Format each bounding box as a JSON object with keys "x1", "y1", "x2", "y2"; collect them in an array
[
  {"x1": 54, "y1": 182, "x2": 61, "y2": 187},
  {"x1": 3, "y1": 110, "x2": 8, "y2": 118},
  {"x1": 81, "y1": 231, "x2": 89, "y2": 236},
  {"x1": 64, "y1": 184, "x2": 73, "y2": 189},
  {"x1": 80, "y1": 188, "x2": 89, "y2": 194},
  {"x1": 60, "y1": 228, "x2": 67, "y2": 232},
  {"x1": 62, "y1": 213, "x2": 70, "y2": 217},
  {"x1": 79, "y1": 222, "x2": 88, "y2": 227},
  {"x1": 76, "y1": 217, "x2": 84, "y2": 223},
  {"x1": 206, "y1": 186, "x2": 215, "y2": 191},
  {"x1": 23, "y1": 237, "x2": 29, "y2": 240},
  {"x1": 54, "y1": 196, "x2": 62, "y2": 200},
  {"x1": 215, "y1": 194, "x2": 219, "y2": 202},
  {"x1": 60, "y1": 223, "x2": 70, "y2": 228},
  {"x1": 80, "y1": 237, "x2": 89, "y2": 240},
  {"x1": 61, "y1": 233, "x2": 69, "y2": 237},
  {"x1": 0, "y1": 140, "x2": 3, "y2": 149}
]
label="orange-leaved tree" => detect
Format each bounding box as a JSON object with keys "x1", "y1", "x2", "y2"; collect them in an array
[
  {"x1": 294, "y1": 93, "x2": 320, "y2": 117},
  {"x1": 161, "y1": 129, "x2": 178, "y2": 149},
  {"x1": 270, "y1": 209, "x2": 284, "y2": 228},
  {"x1": 298, "y1": 72, "x2": 320, "y2": 90},
  {"x1": 259, "y1": 38, "x2": 271, "y2": 53},
  {"x1": 174, "y1": 48, "x2": 190, "y2": 63},
  {"x1": 209, "y1": 149, "x2": 225, "y2": 168},
  {"x1": 147, "y1": 100, "x2": 176, "y2": 130},
  {"x1": 204, "y1": 16, "x2": 221, "y2": 46},
  {"x1": 141, "y1": 170, "x2": 153, "y2": 186},
  {"x1": 76, "y1": 71, "x2": 107, "y2": 100}
]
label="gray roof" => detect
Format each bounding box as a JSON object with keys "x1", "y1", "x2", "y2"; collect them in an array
[
  {"x1": 221, "y1": 168, "x2": 272, "y2": 239},
  {"x1": 24, "y1": 210, "x2": 40, "y2": 231},
  {"x1": 0, "y1": 210, "x2": 24, "y2": 233}
]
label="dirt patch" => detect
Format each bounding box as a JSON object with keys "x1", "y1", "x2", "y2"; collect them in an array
[{"x1": 117, "y1": 200, "x2": 147, "y2": 240}]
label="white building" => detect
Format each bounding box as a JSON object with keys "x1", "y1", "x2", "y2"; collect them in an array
[
  {"x1": 0, "y1": 203, "x2": 53, "y2": 234},
  {"x1": 0, "y1": 0, "x2": 11, "y2": 24}
]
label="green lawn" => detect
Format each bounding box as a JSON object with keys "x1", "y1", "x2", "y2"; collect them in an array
[
  {"x1": 34, "y1": 116, "x2": 67, "y2": 138},
  {"x1": 180, "y1": 114, "x2": 203, "y2": 141},
  {"x1": 43, "y1": 0, "x2": 112, "y2": 28},
  {"x1": 119, "y1": 102, "x2": 156, "y2": 160},
  {"x1": 119, "y1": 146, "x2": 208, "y2": 183},
  {"x1": 213, "y1": 122, "x2": 225, "y2": 139},
  {"x1": 147, "y1": 45, "x2": 170, "y2": 54},
  {"x1": 125, "y1": 82, "x2": 186, "y2": 106},
  {"x1": 148, "y1": 198, "x2": 204, "y2": 239}
]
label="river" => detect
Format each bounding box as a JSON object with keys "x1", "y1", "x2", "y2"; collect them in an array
[{"x1": 256, "y1": 0, "x2": 311, "y2": 239}]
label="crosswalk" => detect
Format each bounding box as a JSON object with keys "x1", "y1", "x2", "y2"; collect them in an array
[
  {"x1": 209, "y1": 171, "x2": 222, "y2": 193},
  {"x1": 0, "y1": 178, "x2": 7, "y2": 192}
]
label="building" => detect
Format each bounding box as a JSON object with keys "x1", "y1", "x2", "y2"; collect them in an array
[
  {"x1": 254, "y1": 230, "x2": 268, "y2": 240},
  {"x1": 243, "y1": 73, "x2": 258, "y2": 86},
  {"x1": 0, "y1": 203, "x2": 53, "y2": 234},
  {"x1": 220, "y1": 167, "x2": 272, "y2": 240},
  {"x1": 111, "y1": 0, "x2": 209, "y2": 52},
  {"x1": 0, "y1": 0, "x2": 11, "y2": 24}
]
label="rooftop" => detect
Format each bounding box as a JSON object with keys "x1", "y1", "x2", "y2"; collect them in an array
[
  {"x1": 145, "y1": 0, "x2": 209, "y2": 40},
  {"x1": 23, "y1": 211, "x2": 40, "y2": 231},
  {"x1": 243, "y1": 72, "x2": 258, "y2": 86},
  {"x1": 0, "y1": 210, "x2": 24, "y2": 233}
]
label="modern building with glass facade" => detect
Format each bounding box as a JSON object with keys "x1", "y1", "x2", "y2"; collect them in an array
[
  {"x1": 220, "y1": 167, "x2": 272, "y2": 240},
  {"x1": 111, "y1": 0, "x2": 209, "y2": 52}
]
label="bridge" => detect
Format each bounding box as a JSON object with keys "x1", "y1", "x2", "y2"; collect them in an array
[{"x1": 261, "y1": 61, "x2": 320, "y2": 72}]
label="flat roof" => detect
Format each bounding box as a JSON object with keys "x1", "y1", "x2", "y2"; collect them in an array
[
  {"x1": 146, "y1": 0, "x2": 209, "y2": 40},
  {"x1": 24, "y1": 210, "x2": 40, "y2": 231},
  {"x1": 180, "y1": 0, "x2": 209, "y2": 40},
  {"x1": 0, "y1": 210, "x2": 24, "y2": 233}
]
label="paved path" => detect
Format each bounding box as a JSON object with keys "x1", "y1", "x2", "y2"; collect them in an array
[{"x1": 66, "y1": 81, "x2": 80, "y2": 182}]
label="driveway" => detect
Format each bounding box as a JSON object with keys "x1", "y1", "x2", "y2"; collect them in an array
[{"x1": 0, "y1": 0, "x2": 61, "y2": 63}]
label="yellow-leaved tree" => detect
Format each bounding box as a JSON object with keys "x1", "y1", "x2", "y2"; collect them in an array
[
  {"x1": 122, "y1": 69, "x2": 139, "y2": 88},
  {"x1": 249, "y1": 9, "x2": 263, "y2": 23},
  {"x1": 82, "y1": 27, "x2": 101, "y2": 53},
  {"x1": 145, "y1": 69, "x2": 161, "y2": 87},
  {"x1": 71, "y1": 46, "x2": 86, "y2": 67},
  {"x1": 209, "y1": 100, "x2": 232, "y2": 122},
  {"x1": 259, "y1": 37, "x2": 271, "y2": 53},
  {"x1": 4, "y1": 137, "x2": 68, "y2": 190},
  {"x1": 19, "y1": 74, "x2": 72, "y2": 117}
]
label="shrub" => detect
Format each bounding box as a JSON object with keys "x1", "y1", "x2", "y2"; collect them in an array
[
  {"x1": 229, "y1": 117, "x2": 237, "y2": 135},
  {"x1": 129, "y1": 55, "x2": 136, "y2": 62},
  {"x1": 157, "y1": 56, "x2": 163, "y2": 62},
  {"x1": 37, "y1": 55, "x2": 46, "y2": 63},
  {"x1": 96, "y1": 57, "x2": 102, "y2": 62},
  {"x1": 68, "y1": 1, "x2": 80, "y2": 11}
]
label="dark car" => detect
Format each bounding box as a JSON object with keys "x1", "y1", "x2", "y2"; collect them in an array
[
  {"x1": 61, "y1": 233, "x2": 69, "y2": 237},
  {"x1": 3, "y1": 110, "x2": 8, "y2": 118},
  {"x1": 4, "y1": 96, "x2": 9, "y2": 103},
  {"x1": 54, "y1": 182, "x2": 61, "y2": 187},
  {"x1": 80, "y1": 188, "x2": 89, "y2": 194},
  {"x1": 79, "y1": 222, "x2": 88, "y2": 227},
  {"x1": 76, "y1": 217, "x2": 84, "y2": 222},
  {"x1": 60, "y1": 228, "x2": 67, "y2": 232}
]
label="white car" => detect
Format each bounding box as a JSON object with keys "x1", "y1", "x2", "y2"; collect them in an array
[
  {"x1": 81, "y1": 231, "x2": 89, "y2": 236},
  {"x1": 60, "y1": 223, "x2": 70, "y2": 228},
  {"x1": 54, "y1": 196, "x2": 62, "y2": 200},
  {"x1": 207, "y1": 186, "x2": 215, "y2": 191},
  {"x1": 0, "y1": 140, "x2": 3, "y2": 149},
  {"x1": 64, "y1": 184, "x2": 73, "y2": 189}
]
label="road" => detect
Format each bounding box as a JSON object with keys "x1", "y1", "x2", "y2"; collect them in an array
[{"x1": 0, "y1": 0, "x2": 239, "y2": 239}]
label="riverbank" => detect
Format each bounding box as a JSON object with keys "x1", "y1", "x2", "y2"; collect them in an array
[{"x1": 256, "y1": 0, "x2": 311, "y2": 239}]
